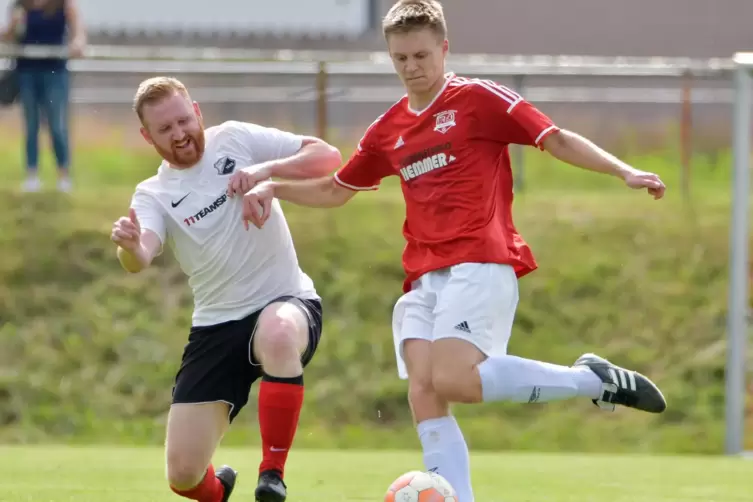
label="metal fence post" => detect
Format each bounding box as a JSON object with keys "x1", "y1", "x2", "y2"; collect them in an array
[
  {"x1": 725, "y1": 58, "x2": 752, "y2": 456},
  {"x1": 680, "y1": 70, "x2": 693, "y2": 200},
  {"x1": 316, "y1": 61, "x2": 328, "y2": 142}
]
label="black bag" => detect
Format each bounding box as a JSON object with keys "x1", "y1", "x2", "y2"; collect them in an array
[
  {"x1": 0, "y1": 1, "x2": 26, "y2": 106},
  {"x1": 0, "y1": 63, "x2": 19, "y2": 106}
]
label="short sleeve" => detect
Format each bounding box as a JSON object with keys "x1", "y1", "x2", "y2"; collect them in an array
[
  {"x1": 130, "y1": 188, "x2": 166, "y2": 246},
  {"x1": 225, "y1": 121, "x2": 303, "y2": 163},
  {"x1": 471, "y1": 80, "x2": 560, "y2": 149},
  {"x1": 334, "y1": 117, "x2": 394, "y2": 191}
]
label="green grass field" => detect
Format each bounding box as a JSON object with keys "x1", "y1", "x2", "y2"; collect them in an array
[{"x1": 1, "y1": 446, "x2": 750, "y2": 502}]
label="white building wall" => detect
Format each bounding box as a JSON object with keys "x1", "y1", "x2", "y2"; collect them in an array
[{"x1": 0, "y1": 0, "x2": 373, "y2": 36}]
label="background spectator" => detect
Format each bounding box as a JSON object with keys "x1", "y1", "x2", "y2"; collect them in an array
[{"x1": 3, "y1": 0, "x2": 85, "y2": 192}]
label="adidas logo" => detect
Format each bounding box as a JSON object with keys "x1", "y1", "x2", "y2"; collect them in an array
[
  {"x1": 394, "y1": 136, "x2": 405, "y2": 149},
  {"x1": 528, "y1": 386, "x2": 541, "y2": 403},
  {"x1": 454, "y1": 321, "x2": 471, "y2": 333},
  {"x1": 608, "y1": 367, "x2": 637, "y2": 391}
]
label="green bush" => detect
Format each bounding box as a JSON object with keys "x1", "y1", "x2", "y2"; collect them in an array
[{"x1": 0, "y1": 163, "x2": 742, "y2": 454}]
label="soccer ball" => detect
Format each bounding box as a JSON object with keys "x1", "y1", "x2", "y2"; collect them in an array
[{"x1": 384, "y1": 470, "x2": 458, "y2": 502}]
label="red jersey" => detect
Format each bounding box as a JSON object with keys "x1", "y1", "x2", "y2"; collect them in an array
[{"x1": 334, "y1": 73, "x2": 560, "y2": 293}]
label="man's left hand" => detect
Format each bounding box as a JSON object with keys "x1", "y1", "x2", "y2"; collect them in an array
[{"x1": 623, "y1": 169, "x2": 666, "y2": 200}]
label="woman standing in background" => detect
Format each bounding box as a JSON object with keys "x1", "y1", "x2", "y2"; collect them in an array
[{"x1": 3, "y1": 0, "x2": 86, "y2": 192}]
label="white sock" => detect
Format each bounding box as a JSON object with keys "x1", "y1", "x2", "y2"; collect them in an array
[
  {"x1": 477, "y1": 354, "x2": 602, "y2": 403},
  {"x1": 417, "y1": 416, "x2": 474, "y2": 502}
]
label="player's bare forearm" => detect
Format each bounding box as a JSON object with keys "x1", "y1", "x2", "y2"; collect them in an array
[
  {"x1": 271, "y1": 176, "x2": 356, "y2": 208},
  {"x1": 541, "y1": 129, "x2": 636, "y2": 179},
  {"x1": 263, "y1": 138, "x2": 342, "y2": 180}
]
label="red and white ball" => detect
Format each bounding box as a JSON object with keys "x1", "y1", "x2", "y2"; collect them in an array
[{"x1": 384, "y1": 470, "x2": 458, "y2": 502}]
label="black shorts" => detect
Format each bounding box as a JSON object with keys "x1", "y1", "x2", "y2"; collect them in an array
[{"x1": 171, "y1": 296, "x2": 323, "y2": 422}]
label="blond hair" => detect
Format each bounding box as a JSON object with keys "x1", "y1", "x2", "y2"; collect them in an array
[
  {"x1": 133, "y1": 76, "x2": 191, "y2": 122},
  {"x1": 382, "y1": 0, "x2": 447, "y2": 39}
]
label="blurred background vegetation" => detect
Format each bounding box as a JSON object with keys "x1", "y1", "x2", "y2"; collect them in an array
[{"x1": 0, "y1": 115, "x2": 744, "y2": 454}]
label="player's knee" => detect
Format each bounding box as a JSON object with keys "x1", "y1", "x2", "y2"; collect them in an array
[
  {"x1": 431, "y1": 365, "x2": 478, "y2": 404},
  {"x1": 254, "y1": 316, "x2": 302, "y2": 366},
  {"x1": 430, "y1": 339, "x2": 486, "y2": 403},
  {"x1": 166, "y1": 453, "x2": 206, "y2": 490}
]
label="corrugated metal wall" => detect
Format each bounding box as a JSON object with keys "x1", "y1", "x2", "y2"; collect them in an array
[
  {"x1": 429, "y1": 0, "x2": 753, "y2": 57},
  {"x1": 2, "y1": 0, "x2": 750, "y2": 57}
]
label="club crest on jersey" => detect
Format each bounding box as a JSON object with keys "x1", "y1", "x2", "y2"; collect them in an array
[
  {"x1": 433, "y1": 110, "x2": 457, "y2": 134},
  {"x1": 213, "y1": 156, "x2": 236, "y2": 175}
]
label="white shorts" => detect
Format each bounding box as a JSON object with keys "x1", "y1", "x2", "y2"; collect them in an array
[{"x1": 391, "y1": 262, "x2": 519, "y2": 379}]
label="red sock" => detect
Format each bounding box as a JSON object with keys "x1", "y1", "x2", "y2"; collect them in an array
[
  {"x1": 258, "y1": 375, "x2": 305, "y2": 478},
  {"x1": 170, "y1": 464, "x2": 225, "y2": 502}
]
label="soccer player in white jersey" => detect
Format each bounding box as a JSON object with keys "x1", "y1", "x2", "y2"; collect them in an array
[
  {"x1": 110, "y1": 77, "x2": 341, "y2": 502},
  {"x1": 233, "y1": 1, "x2": 668, "y2": 501}
]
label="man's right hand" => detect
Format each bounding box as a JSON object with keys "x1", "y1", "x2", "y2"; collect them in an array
[
  {"x1": 111, "y1": 208, "x2": 142, "y2": 253},
  {"x1": 242, "y1": 181, "x2": 276, "y2": 230}
]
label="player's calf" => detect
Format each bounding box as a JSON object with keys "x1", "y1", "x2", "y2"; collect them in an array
[
  {"x1": 431, "y1": 338, "x2": 603, "y2": 404},
  {"x1": 165, "y1": 402, "x2": 231, "y2": 500},
  {"x1": 404, "y1": 339, "x2": 475, "y2": 502},
  {"x1": 407, "y1": 366, "x2": 450, "y2": 423},
  {"x1": 251, "y1": 300, "x2": 314, "y2": 501}
]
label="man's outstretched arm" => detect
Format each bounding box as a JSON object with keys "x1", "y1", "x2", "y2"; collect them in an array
[
  {"x1": 540, "y1": 130, "x2": 666, "y2": 199},
  {"x1": 241, "y1": 176, "x2": 357, "y2": 229},
  {"x1": 273, "y1": 176, "x2": 357, "y2": 208},
  {"x1": 262, "y1": 137, "x2": 342, "y2": 180},
  {"x1": 227, "y1": 136, "x2": 342, "y2": 196},
  {"x1": 540, "y1": 130, "x2": 634, "y2": 178},
  {"x1": 467, "y1": 82, "x2": 666, "y2": 200},
  {"x1": 240, "y1": 113, "x2": 392, "y2": 227}
]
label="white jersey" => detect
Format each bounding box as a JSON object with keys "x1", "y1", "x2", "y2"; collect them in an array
[{"x1": 130, "y1": 120, "x2": 319, "y2": 327}]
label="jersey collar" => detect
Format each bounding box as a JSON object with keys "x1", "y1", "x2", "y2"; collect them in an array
[
  {"x1": 157, "y1": 158, "x2": 205, "y2": 184},
  {"x1": 406, "y1": 72, "x2": 456, "y2": 116}
]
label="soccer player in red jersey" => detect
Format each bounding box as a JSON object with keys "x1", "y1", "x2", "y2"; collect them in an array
[{"x1": 231, "y1": 1, "x2": 668, "y2": 500}]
